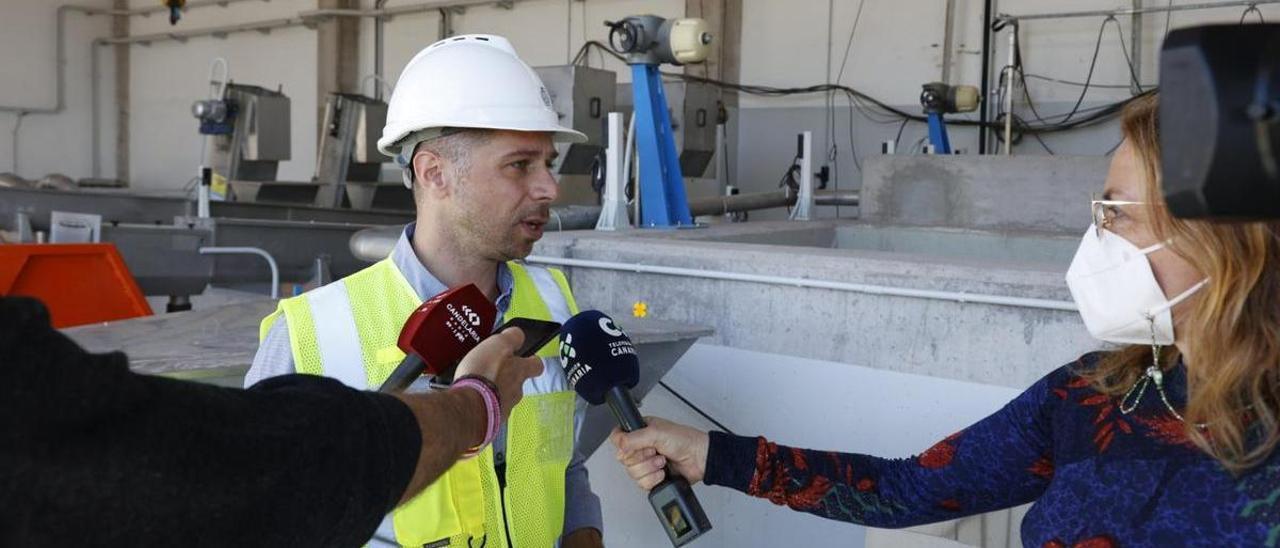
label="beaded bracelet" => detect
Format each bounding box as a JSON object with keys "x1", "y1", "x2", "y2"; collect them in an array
[{"x1": 450, "y1": 376, "x2": 502, "y2": 458}]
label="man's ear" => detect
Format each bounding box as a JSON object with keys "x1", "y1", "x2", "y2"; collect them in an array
[{"x1": 411, "y1": 148, "x2": 450, "y2": 198}]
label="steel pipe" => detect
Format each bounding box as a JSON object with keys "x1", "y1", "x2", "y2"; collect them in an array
[
  {"x1": 374, "y1": 0, "x2": 390, "y2": 101},
  {"x1": 350, "y1": 190, "x2": 860, "y2": 261},
  {"x1": 348, "y1": 225, "x2": 402, "y2": 261},
  {"x1": 815, "y1": 190, "x2": 859, "y2": 207},
  {"x1": 0, "y1": 6, "x2": 77, "y2": 114},
  {"x1": 75, "y1": 0, "x2": 271, "y2": 18},
  {"x1": 348, "y1": 205, "x2": 601, "y2": 261},
  {"x1": 688, "y1": 189, "x2": 793, "y2": 217},
  {"x1": 98, "y1": 17, "x2": 308, "y2": 45},
  {"x1": 687, "y1": 189, "x2": 858, "y2": 216},
  {"x1": 525, "y1": 256, "x2": 1079, "y2": 312},
  {"x1": 199, "y1": 246, "x2": 280, "y2": 299},
  {"x1": 548, "y1": 205, "x2": 607, "y2": 231},
  {"x1": 299, "y1": 0, "x2": 522, "y2": 21}
]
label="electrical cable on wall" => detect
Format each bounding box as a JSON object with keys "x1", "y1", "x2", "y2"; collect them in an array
[
  {"x1": 1241, "y1": 4, "x2": 1267, "y2": 22},
  {"x1": 1107, "y1": 16, "x2": 1145, "y2": 93},
  {"x1": 893, "y1": 118, "x2": 910, "y2": 150},
  {"x1": 657, "y1": 381, "x2": 736, "y2": 435},
  {"x1": 569, "y1": 3, "x2": 1275, "y2": 163},
  {"x1": 574, "y1": 13, "x2": 1170, "y2": 166},
  {"x1": 573, "y1": 40, "x2": 1149, "y2": 138}
]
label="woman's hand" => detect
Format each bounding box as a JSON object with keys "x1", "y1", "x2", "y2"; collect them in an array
[{"x1": 610, "y1": 417, "x2": 710, "y2": 490}]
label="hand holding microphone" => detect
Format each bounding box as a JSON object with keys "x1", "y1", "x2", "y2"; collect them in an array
[
  {"x1": 378, "y1": 284, "x2": 498, "y2": 393},
  {"x1": 612, "y1": 417, "x2": 710, "y2": 489},
  {"x1": 453, "y1": 328, "x2": 544, "y2": 421},
  {"x1": 559, "y1": 310, "x2": 712, "y2": 546},
  {"x1": 377, "y1": 283, "x2": 551, "y2": 458}
]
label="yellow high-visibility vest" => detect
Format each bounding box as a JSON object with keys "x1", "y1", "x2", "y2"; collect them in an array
[{"x1": 260, "y1": 258, "x2": 580, "y2": 547}]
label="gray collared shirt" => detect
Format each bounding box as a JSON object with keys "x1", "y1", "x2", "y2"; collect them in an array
[{"x1": 247, "y1": 223, "x2": 602, "y2": 539}]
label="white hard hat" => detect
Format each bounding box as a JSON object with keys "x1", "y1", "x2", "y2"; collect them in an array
[{"x1": 379, "y1": 34, "x2": 587, "y2": 180}]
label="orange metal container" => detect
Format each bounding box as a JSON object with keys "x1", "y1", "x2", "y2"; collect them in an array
[{"x1": 0, "y1": 243, "x2": 152, "y2": 328}]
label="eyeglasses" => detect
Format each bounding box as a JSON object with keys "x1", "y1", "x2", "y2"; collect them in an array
[{"x1": 1091, "y1": 193, "x2": 1146, "y2": 238}]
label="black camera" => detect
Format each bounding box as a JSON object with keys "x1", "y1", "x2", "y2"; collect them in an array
[{"x1": 1160, "y1": 24, "x2": 1280, "y2": 220}]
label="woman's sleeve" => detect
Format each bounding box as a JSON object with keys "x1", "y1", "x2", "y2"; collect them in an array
[{"x1": 703, "y1": 367, "x2": 1071, "y2": 528}]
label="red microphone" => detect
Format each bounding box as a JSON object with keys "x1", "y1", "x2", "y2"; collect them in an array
[{"x1": 378, "y1": 284, "x2": 497, "y2": 393}]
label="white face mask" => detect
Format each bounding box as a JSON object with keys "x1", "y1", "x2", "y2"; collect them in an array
[{"x1": 1065, "y1": 225, "x2": 1208, "y2": 345}]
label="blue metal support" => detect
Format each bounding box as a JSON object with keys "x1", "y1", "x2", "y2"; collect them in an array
[
  {"x1": 631, "y1": 64, "x2": 694, "y2": 227},
  {"x1": 926, "y1": 112, "x2": 952, "y2": 154},
  {"x1": 926, "y1": 111, "x2": 957, "y2": 154}
]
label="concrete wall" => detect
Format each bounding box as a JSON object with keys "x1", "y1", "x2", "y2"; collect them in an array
[
  {"x1": 538, "y1": 225, "x2": 1097, "y2": 390},
  {"x1": 859, "y1": 154, "x2": 1110, "y2": 233}
]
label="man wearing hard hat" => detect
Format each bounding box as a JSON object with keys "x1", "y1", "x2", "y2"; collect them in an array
[{"x1": 246, "y1": 35, "x2": 603, "y2": 548}]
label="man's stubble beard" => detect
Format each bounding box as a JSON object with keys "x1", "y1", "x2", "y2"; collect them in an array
[{"x1": 450, "y1": 187, "x2": 531, "y2": 263}]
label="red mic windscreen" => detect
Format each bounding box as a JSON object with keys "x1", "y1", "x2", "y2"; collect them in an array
[{"x1": 397, "y1": 284, "x2": 497, "y2": 376}]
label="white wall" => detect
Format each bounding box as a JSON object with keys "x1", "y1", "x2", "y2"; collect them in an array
[
  {"x1": 10, "y1": 0, "x2": 1279, "y2": 190},
  {"x1": 357, "y1": 0, "x2": 682, "y2": 93},
  {"x1": 585, "y1": 343, "x2": 1023, "y2": 547},
  {"x1": 0, "y1": 0, "x2": 118, "y2": 180},
  {"x1": 726, "y1": 0, "x2": 1280, "y2": 220},
  {"x1": 738, "y1": 0, "x2": 1280, "y2": 107},
  {"x1": 126, "y1": 0, "x2": 319, "y2": 190}
]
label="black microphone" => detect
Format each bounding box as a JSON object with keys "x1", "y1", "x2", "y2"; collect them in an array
[{"x1": 559, "y1": 311, "x2": 712, "y2": 546}]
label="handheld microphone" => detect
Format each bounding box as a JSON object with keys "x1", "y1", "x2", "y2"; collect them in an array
[
  {"x1": 559, "y1": 310, "x2": 712, "y2": 546},
  {"x1": 378, "y1": 284, "x2": 497, "y2": 393}
]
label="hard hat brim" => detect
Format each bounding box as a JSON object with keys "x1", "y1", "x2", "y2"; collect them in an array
[{"x1": 378, "y1": 123, "x2": 588, "y2": 159}]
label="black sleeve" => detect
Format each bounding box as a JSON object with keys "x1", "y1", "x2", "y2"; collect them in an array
[{"x1": 0, "y1": 297, "x2": 421, "y2": 547}]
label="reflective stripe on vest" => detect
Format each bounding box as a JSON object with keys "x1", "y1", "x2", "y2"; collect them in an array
[{"x1": 259, "y1": 258, "x2": 578, "y2": 547}]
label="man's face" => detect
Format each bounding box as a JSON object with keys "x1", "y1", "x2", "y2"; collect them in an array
[{"x1": 447, "y1": 130, "x2": 559, "y2": 261}]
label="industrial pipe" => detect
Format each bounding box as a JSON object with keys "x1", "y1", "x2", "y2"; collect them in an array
[
  {"x1": 979, "y1": 0, "x2": 992, "y2": 155},
  {"x1": 374, "y1": 0, "x2": 390, "y2": 101},
  {"x1": 0, "y1": 6, "x2": 78, "y2": 115},
  {"x1": 549, "y1": 205, "x2": 609, "y2": 231},
  {"x1": 815, "y1": 190, "x2": 860, "y2": 207},
  {"x1": 199, "y1": 246, "x2": 280, "y2": 299},
  {"x1": 525, "y1": 256, "x2": 1079, "y2": 312},
  {"x1": 299, "y1": 0, "x2": 518, "y2": 21},
  {"x1": 80, "y1": 0, "x2": 271, "y2": 19},
  {"x1": 349, "y1": 190, "x2": 860, "y2": 261},
  {"x1": 1003, "y1": 30, "x2": 1015, "y2": 155},
  {"x1": 97, "y1": 17, "x2": 308, "y2": 45},
  {"x1": 687, "y1": 188, "x2": 859, "y2": 217},
  {"x1": 348, "y1": 225, "x2": 401, "y2": 261},
  {"x1": 687, "y1": 189, "x2": 793, "y2": 217}
]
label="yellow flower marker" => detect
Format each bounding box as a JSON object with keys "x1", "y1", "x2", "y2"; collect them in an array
[{"x1": 632, "y1": 301, "x2": 649, "y2": 318}]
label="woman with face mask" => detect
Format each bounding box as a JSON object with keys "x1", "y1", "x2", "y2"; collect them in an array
[{"x1": 610, "y1": 94, "x2": 1280, "y2": 546}]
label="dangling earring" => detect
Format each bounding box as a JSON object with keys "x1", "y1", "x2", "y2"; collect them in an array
[
  {"x1": 1119, "y1": 314, "x2": 1162, "y2": 415},
  {"x1": 1120, "y1": 313, "x2": 1191, "y2": 423}
]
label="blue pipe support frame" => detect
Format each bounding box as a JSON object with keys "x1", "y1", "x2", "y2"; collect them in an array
[
  {"x1": 631, "y1": 64, "x2": 694, "y2": 228},
  {"x1": 926, "y1": 112, "x2": 952, "y2": 154}
]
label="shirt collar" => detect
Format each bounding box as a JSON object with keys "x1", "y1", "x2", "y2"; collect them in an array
[{"x1": 392, "y1": 223, "x2": 514, "y2": 316}]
